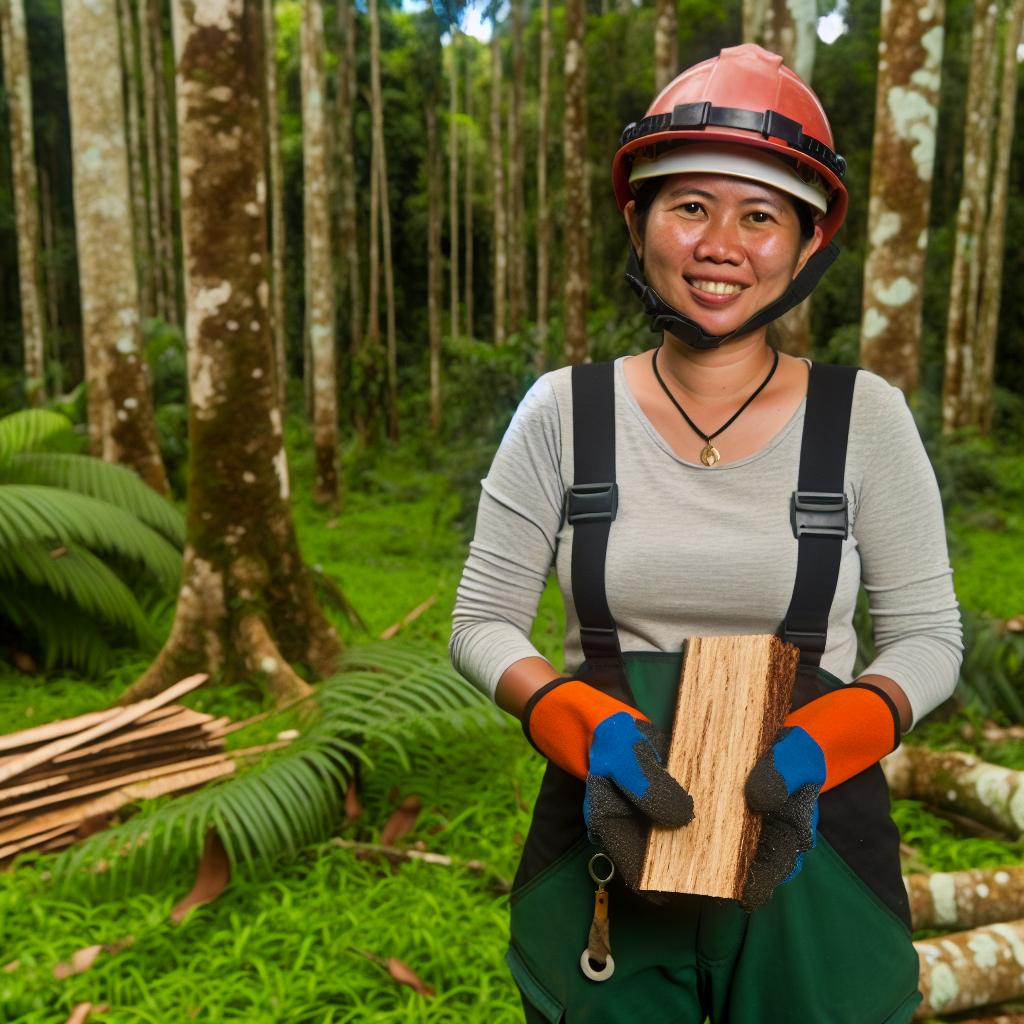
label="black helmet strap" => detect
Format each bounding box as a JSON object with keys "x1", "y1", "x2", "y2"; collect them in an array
[{"x1": 624, "y1": 242, "x2": 839, "y2": 350}]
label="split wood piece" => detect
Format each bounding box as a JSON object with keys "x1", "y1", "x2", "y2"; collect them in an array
[
  {"x1": 44, "y1": 708, "x2": 215, "y2": 764},
  {"x1": 915, "y1": 918, "x2": 1024, "y2": 1019},
  {"x1": 0, "y1": 674, "x2": 208, "y2": 787},
  {"x1": 906, "y1": 865, "x2": 1024, "y2": 931},
  {"x1": 0, "y1": 760, "x2": 236, "y2": 852},
  {"x1": 17, "y1": 733, "x2": 220, "y2": 780},
  {"x1": 0, "y1": 821, "x2": 78, "y2": 860},
  {"x1": 883, "y1": 745, "x2": 1024, "y2": 838},
  {"x1": 0, "y1": 750, "x2": 230, "y2": 821},
  {"x1": 0, "y1": 774, "x2": 72, "y2": 802},
  {"x1": 640, "y1": 634, "x2": 799, "y2": 897}
]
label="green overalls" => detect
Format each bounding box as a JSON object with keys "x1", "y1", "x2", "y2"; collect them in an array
[{"x1": 506, "y1": 361, "x2": 922, "y2": 1023}]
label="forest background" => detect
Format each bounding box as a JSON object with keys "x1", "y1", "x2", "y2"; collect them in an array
[{"x1": 0, "y1": 0, "x2": 1023, "y2": 1020}]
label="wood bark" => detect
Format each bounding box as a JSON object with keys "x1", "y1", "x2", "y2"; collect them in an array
[
  {"x1": 654, "y1": 0, "x2": 678, "y2": 92},
  {"x1": 536, "y1": 0, "x2": 551, "y2": 361},
  {"x1": 63, "y1": 0, "x2": 170, "y2": 495},
  {"x1": 448, "y1": 29, "x2": 459, "y2": 342},
  {"x1": 640, "y1": 635, "x2": 798, "y2": 897},
  {"x1": 507, "y1": 0, "x2": 526, "y2": 332},
  {"x1": 859, "y1": 0, "x2": 944, "y2": 395},
  {"x1": 427, "y1": 104, "x2": 443, "y2": 432},
  {"x1": 124, "y1": 0, "x2": 340, "y2": 704},
  {"x1": 150, "y1": 0, "x2": 179, "y2": 323},
  {"x1": 907, "y1": 865, "x2": 1024, "y2": 931},
  {"x1": 39, "y1": 163, "x2": 60, "y2": 346},
  {"x1": 742, "y1": 0, "x2": 816, "y2": 355},
  {"x1": 0, "y1": 0, "x2": 46, "y2": 403},
  {"x1": 562, "y1": 0, "x2": 589, "y2": 366},
  {"x1": 117, "y1": 0, "x2": 154, "y2": 320},
  {"x1": 337, "y1": 0, "x2": 362, "y2": 363},
  {"x1": 973, "y1": 0, "x2": 1023, "y2": 434},
  {"x1": 490, "y1": 26, "x2": 507, "y2": 346},
  {"x1": 883, "y1": 745, "x2": 1024, "y2": 838},
  {"x1": 916, "y1": 919, "x2": 1024, "y2": 1019},
  {"x1": 301, "y1": 0, "x2": 338, "y2": 503},
  {"x1": 379, "y1": 118, "x2": 398, "y2": 441},
  {"x1": 138, "y1": 0, "x2": 167, "y2": 318},
  {"x1": 264, "y1": 0, "x2": 287, "y2": 410},
  {"x1": 463, "y1": 36, "x2": 474, "y2": 341},
  {"x1": 941, "y1": 0, "x2": 1001, "y2": 433}
]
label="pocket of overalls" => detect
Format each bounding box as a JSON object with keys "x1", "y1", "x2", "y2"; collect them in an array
[{"x1": 505, "y1": 943, "x2": 566, "y2": 1023}]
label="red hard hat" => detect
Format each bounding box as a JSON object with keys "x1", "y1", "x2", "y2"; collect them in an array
[{"x1": 612, "y1": 44, "x2": 848, "y2": 247}]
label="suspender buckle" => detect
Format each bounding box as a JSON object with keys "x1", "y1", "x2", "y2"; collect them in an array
[
  {"x1": 567, "y1": 483, "x2": 619, "y2": 524},
  {"x1": 790, "y1": 491, "x2": 849, "y2": 539}
]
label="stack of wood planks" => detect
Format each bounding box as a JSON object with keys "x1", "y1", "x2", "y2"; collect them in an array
[{"x1": 0, "y1": 674, "x2": 242, "y2": 864}]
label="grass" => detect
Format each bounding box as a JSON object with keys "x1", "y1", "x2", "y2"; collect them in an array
[{"x1": 1, "y1": 417, "x2": 1023, "y2": 1022}]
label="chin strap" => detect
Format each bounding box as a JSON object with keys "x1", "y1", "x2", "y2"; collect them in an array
[{"x1": 624, "y1": 242, "x2": 840, "y2": 350}]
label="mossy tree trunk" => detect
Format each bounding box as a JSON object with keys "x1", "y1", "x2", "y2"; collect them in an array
[
  {"x1": 0, "y1": 0, "x2": 46, "y2": 404},
  {"x1": 138, "y1": 0, "x2": 167, "y2": 319},
  {"x1": 654, "y1": 0, "x2": 678, "y2": 92},
  {"x1": 490, "y1": 25, "x2": 507, "y2": 347},
  {"x1": 336, "y1": 0, "x2": 362, "y2": 368},
  {"x1": 858, "y1": 0, "x2": 944, "y2": 395},
  {"x1": 463, "y1": 35, "x2": 474, "y2": 342},
  {"x1": 507, "y1": 0, "x2": 526, "y2": 333},
  {"x1": 428, "y1": 103, "x2": 443, "y2": 432},
  {"x1": 63, "y1": 0, "x2": 170, "y2": 496},
  {"x1": 263, "y1": 0, "x2": 288, "y2": 411},
  {"x1": 563, "y1": 0, "x2": 589, "y2": 366},
  {"x1": 301, "y1": 0, "x2": 338, "y2": 504},
  {"x1": 448, "y1": 29, "x2": 459, "y2": 344},
  {"x1": 536, "y1": 0, "x2": 551, "y2": 363},
  {"x1": 124, "y1": 0, "x2": 339, "y2": 705}
]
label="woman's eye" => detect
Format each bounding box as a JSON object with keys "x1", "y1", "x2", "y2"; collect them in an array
[
  {"x1": 748, "y1": 210, "x2": 774, "y2": 224},
  {"x1": 678, "y1": 202, "x2": 703, "y2": 215}
]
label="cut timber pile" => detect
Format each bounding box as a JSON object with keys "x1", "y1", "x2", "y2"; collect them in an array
[{"x1": 0, "y1": 674, "x2": 245, "y2": 864}]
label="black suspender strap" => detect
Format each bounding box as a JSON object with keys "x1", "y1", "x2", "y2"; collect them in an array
[
  {"x1": 781, "y1": 362, "x2": 860, "y2": 666},
  {"x1": 568, "y1": 362, "x2": 624, "y2": 668}
]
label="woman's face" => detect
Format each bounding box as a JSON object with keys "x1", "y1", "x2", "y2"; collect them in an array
[{"x1": 625, "y1": 172, "x2": 823, "y2": 339}]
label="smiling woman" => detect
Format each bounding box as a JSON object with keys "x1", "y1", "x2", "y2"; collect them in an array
[{"x1": 450, "y1": 42, "x2": 962, "y2": 1024}]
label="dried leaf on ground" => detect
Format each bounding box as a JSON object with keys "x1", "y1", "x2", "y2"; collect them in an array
[
  {"x1": 170, "y1": 830, "x2": 230, "y2": 923},
  {"x1": 53, "y1": 944, "x2": 103, "y2": 980},
  {"x1": 380, "y1": 795, "x2": 421, "y2": 846},
  {"x1": 65, "y1": 1003, "x2": 102, "y2": 1024},
  {"x1": 386, "y1": 956, "x2": 435, "y2": 996},
  {"x1": 345, "y1": 778, "x2": 363, "y2": 822}
]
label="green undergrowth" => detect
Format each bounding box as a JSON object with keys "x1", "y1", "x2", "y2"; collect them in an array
[{"x1": 1, "y1": 423, "x2": 1022, "y2": 1021}]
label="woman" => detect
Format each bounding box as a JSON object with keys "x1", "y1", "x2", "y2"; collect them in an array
[{"x1": 450, "y1": 44, "x2": 962, "y2": 1023}]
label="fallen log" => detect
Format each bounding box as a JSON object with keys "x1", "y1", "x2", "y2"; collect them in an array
[
  {"x1": 915, "y1": 919, "x2": 1024, "y2": 1019},
  {"x1": 907, "y1": 865, "x2": 1024, "y2": 930},
  {"x1": 883, "y1": 745, "x2": 1024, "y2": 837}
]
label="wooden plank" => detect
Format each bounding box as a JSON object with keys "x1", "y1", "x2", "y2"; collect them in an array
[
  {"x1": 639, "y1": 634, "x2": 799, "y2": 898},
  {"x1": 0, "y1": 822, "x2": 79, "y2": 860},
  {"x1": 0, "y1": 674, "x2": 208, "y2": 787},
  {"x1": 0, "y1": 750, "x2": 229, "y2": 820},
  {"x1": 49, "y1": 709, "x2": 213, "y2": 763},
  {"x1": 0, "y1": 707, "x2": 124, "y2": 754}
]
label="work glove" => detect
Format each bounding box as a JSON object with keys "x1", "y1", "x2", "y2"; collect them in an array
[
  {"x1": 522, "y1": 677, "x2": 694, "y2": 888},
  {"x1": 742, "y1": 682, "x2": 901, "y2": 911}
]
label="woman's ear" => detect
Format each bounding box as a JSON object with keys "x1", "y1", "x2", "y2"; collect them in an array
[
  {"x1": 793, "y1": 223, "x2": 824, "y2": 279},
  {"x1": 623, "y1": 199, "x2": 643, "y2": 260}
]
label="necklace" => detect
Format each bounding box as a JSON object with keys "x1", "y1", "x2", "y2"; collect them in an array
[{"x1": 651, "y1": 346, "x2": 780, "y2": 467}]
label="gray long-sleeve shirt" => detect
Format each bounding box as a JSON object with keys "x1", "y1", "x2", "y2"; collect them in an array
[{"x1": 450, "y1": 358, "x2": 963, "y2": 727}]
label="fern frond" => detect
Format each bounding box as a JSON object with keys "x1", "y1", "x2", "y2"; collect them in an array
[
  {"x1": 0, "y1": 486, "x2": 181, "y2": 588},
  {"x1": 3, "y1": 453, "x2": 184, "y2": 545},
  {"x1": 0, "y1": 409, "x2": 73, "y2": 461},
  {"x1": 0, "y1": 542, "x2": 156, "y2": 643}
]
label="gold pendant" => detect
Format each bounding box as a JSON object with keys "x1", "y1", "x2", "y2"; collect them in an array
[{"x1": 700, "y1": 442, "x2": 721, "y2": 467}]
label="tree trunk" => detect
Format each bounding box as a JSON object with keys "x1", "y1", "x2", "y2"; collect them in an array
[
  {"x1": 507, "y1": 0, "x2": 526, "y2": 332},
  {"x1": 0, "y1": 0, "x2": 46, "y2": 404},
  {"x1": 563, "y1": 0, "x2": 589, "y2": 366},
  {"x1": 149, "y1": 0, "x2": 179, "y2": 323},
  {"x1": 448, "y1": 29, "x2": 459, "y2": 343},
  {"x1": 654, "y1": 0, "x2": 678, "y2": 92},
  {"x1": 941, "y1": 0, "x2": 1001, "y2": 433},
  {"x1": 742, "y1": 0, "x2": 816, "y2": 355},
  {"x1": 117, "y1": 0, "x2": 154, "y2": 321},
  {"x1": 917, "y1": 918, "x2": 1024, "y2": 1019},
  {"x1": 427, "y1": 104, "x2": 442, "y2": 432},
  {"x1": 39, "y1": 163, "x2": 60, "y2": 351},
  {"x1": 379, "y1": 119, "x2": 398, "y2": 441},
  {"x1": 138, "y1": 0, "x2": 166, "y2": 319},
  {"x1": 490, "y1": 26, "x2": 507, "y2": 346},
  {"x1": 907, "y1": 865, "x2": 1024, "y2": 931},
  {"x1": 264, "y1": 0, "x2": 287, "y2": 410},
  {"x1": 973, "y1": 0, "x2": 1023, "y2": 434},
  {"x1": 301, "y1": 0, "x2": 338, "y2": 504},
  {"x1": 337, "y1": 0, "x2": 362, "y2": 365},
  {"x1": 536, "y1": 0, "x2": 551, "y2": 363},
  {"x1": 883, "y1": 745, "x2": 1024, "y2": 838},
  {"x1": 62, "y1": 0, "x2": 169, "y2": 495},
  {"x1": 464, "y1": 35, "x2": 474, "y2": 341},
  {"x1": 859, "y1": 0, "x2": 944, "y2": 396},
  {"x1": 125, "y1": 0, "x2": 340, "y2": 706}
]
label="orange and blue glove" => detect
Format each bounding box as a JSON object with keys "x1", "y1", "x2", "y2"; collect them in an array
[
  {"x1": 742, "y1": 682, "x2": 901, "y2": 911},
  {"x1": 523, "y1": 677, "x2": 694, "y2": 888}
]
